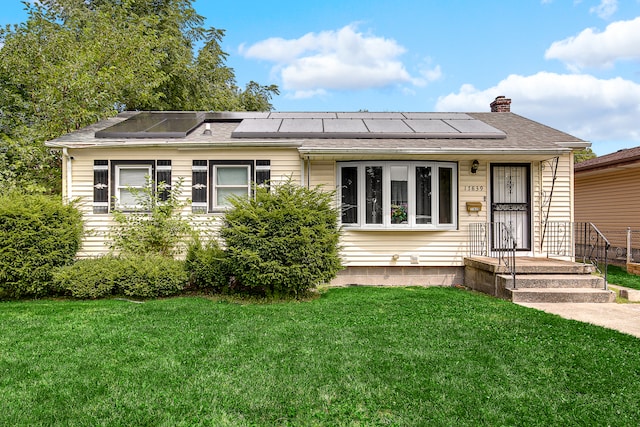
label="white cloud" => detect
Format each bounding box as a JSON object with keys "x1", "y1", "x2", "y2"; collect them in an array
[
  {"x1": 590, "y1": 0, "x2": 618, "y2": 19},
  {"x1": 545, "y1": 16, "x2": 640, "y2": 70},
  {"x1": 285, "y1": 89, "x2": 328, "y2": 100},
  {"x1": 240, "y1": 24, "x2": 438, "y2": 98},
  {"x1": 435, "y1": 72, "x2": 640, "y2": 143}
]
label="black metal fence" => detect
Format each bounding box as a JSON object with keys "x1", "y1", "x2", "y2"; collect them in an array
[
  {"x1": 591, "y1": 228, "x2": 640, "y2": 265},
  {"x1": 469, "y1": 222, "x2": 517, "y2": 287},
  {"x1": 470, "y1": 221, "x2": 611, "y2": 288},
  {"x1": 543, "y1": 221, "x2": 610, "y2": 285}
]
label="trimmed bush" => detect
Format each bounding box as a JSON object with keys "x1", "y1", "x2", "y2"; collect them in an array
[
  {"x1": 0, "y1": 193, "x2": 83, "y2": 298},
  {"x1": 53, "y1": 254, "x2": 188, "y2": 299},
  {"x1": 52, "y1": 256, "x2": 119, "y2": 299},
  {"x1": 185, "y1": 238, "x2": 229, "y2": 291},
  {"x1": 220, "y1": 180, "x2": 342, "y2": 297}
]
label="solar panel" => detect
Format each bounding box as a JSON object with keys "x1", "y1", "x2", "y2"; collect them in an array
[
  {"x1": 404, "y1": 120, "x2": 458, "y2": 133},
  {"x1": 336, "y1": 112, "x2": 404, "y2": 119},
  {"x1": 270, "y1": 112, "x2": 337, "y2": 119},
  {"x1": 96, "y1": 111, "x2": 507, "y2": 140},
  {"x1": 323, "y1": 119, "x2": 369, "y2": 133},
  {"x1": 446, "y1": 119, "x2": 505, "y2": 134},
  {"x1": 96, "y1": 112, "x2": 204, "y2": 138},
  {"x1": 403, "y1": 112, "x2": 472, "y2": 120},
  {"x1": 279, "y1": 119, "x2": 324, "y2": 133},
  {"x1": 232, "y1": 118, "x2": 283, "y2": 135},
  {"x1": 364, "y1": 119, "x2": 413, "y2": 133},
  {"x1": 204, "y1": 111, "x2": 269, "y2": 120}
]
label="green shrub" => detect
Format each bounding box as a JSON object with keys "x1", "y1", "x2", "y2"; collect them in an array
[
  {"x1": 220, "y1": 180, "x2": 342, "y2": 297},
  {"x1": 53, "y1": 254, "x2": 188, "y2": 299},
  {"x1": 52, "y1": 256, "x2": 119, "y2": 299},
  {"x1": 0, "y1": 193, "x2": 83, "y2": 298},
  {"x1": 185, "y1": 238, "x2": 229, "y2": 291},
  {"x1": 109, "y1": 178, "x2": 192, "y2": 257}
]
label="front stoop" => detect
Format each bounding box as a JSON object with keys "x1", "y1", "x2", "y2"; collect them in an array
[
  {"x1": 497, "y1": 273, "x2": 614, "y2": 303},
  {"x1": 507, "y1": 288, "x2": 615, "y2": 303},
  {"x1": 464, "y1": 257, "x2": 614, "y2": 303}
]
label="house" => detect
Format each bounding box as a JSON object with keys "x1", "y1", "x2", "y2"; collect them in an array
[
  {"x1": 46, "y1": 96, "x2": 591, "y2": 288},
  {"x1": 574, "y1": 146, "x2": 640, "y2": 266}
]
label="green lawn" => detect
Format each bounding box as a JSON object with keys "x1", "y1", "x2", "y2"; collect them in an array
[
  {"x1": 607, "y1": 264, "x2": 640, "y2": 290},
  {"x1": 1, "y1": 287, "x2": 639, "y2": 426}
]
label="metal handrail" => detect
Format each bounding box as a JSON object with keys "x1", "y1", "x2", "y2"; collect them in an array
[
  {"x1": 469, "y1": 222, "x2": 517, "y2": 288},
  {"x1": 543, "y1": 221, "x2": 610, "y2": 288}
]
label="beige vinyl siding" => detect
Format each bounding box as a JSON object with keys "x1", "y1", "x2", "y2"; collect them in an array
[
  {"x1": 68, "y1": 146, "x2": 302, "y2": 257},
  {"x1": 533, "y1": 153, "x2": 573, "y2": 255},
  {"x1": 66, "y1": 149, "x2": 576, "y2": 265},
  {"x1": 308, "y1": 161, "x2": 335, "y2": 189},
  {"x1": 575, "y1": 164, "x2": 640, "y2": 248}
]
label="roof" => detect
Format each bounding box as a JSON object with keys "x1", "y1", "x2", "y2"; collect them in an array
[
  {"x1": 575, "y1": 146, "x2": 640, "y2": 173},
  {"x1": 45, "y1": 110, "x2": 588, "y2": 156}
]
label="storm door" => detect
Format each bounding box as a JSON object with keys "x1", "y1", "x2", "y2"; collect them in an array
[{"x1": 491, "y1": 164, "x2": 531, "y2": 251}]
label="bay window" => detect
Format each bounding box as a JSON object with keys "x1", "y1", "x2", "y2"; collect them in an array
[{"x1": 338, "y1": 161, "x2": 457, "y2": 229}]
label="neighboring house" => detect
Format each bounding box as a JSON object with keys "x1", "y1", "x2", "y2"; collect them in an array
[
  {"x1": 574, "y1": 146, "x2": 640, "y2": 263},
  {"x1": 46, "y1": 96, "x2": 589, "y2": 286}
]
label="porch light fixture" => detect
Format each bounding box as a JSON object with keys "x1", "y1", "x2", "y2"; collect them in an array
[{"x1": 471, "y1": 159, "x2": 479, "y2": 174}]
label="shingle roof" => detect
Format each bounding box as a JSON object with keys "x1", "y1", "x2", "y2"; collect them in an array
[
  {"x1": 575, "y1": 146, "x2": 640, "y2": 172},
  {"x1": 45, "y1": 111, "x2": 588, "y2": 156}
]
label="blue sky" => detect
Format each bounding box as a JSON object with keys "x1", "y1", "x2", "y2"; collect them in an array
[{"x1": 3, "y1": 0, "x2": 640, "y2": 155}]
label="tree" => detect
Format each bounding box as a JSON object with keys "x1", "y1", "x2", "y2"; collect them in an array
[
  {"x1": 574, "y1": 148, "x2": 597, "y2": 163},
  {"x1": 0, "y1": 0, "x2": 278, "y2": 194}
]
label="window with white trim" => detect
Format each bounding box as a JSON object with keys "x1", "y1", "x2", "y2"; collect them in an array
[
  {"x1": 191, "y1": 160, "x2": 271, "y2": 213},
  {"x1": 115, "y1": 164, "x2": 152, "y2": 208},
  {"x1": 338, "y1": 161, "x2": 457, "y2": 229},
  {"x1": 212, "y1": 164, "x2": 251, "y2": 207}
]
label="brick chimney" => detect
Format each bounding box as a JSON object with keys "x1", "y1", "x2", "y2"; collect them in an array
[{"x1": 490, "y1": 96, "x2": 511, "y2": 112}]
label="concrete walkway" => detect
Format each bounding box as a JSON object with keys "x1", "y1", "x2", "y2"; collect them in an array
[{"x1": 517, "y1": 300, "x2": 640, "y2": 338}]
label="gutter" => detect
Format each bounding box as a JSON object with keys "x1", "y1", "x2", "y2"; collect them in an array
[
  {"x1": 46, "y1": 140, "x2": 304, "y2": 150},
  {"x1": 297, "y1": 147, "x2": 574, "y2": 156}
]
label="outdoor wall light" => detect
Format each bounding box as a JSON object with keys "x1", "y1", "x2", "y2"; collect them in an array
[{"x1": 471, "y1": 159, "x2": 479, "y2": 174}]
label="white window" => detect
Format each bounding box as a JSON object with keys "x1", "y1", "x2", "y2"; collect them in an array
[
  {"x1": 212, "y1": 165, "x2": 251, "y2": 207},
  {"x1": 115, "y1": 164, "x2": 152, "y2": 208},
  {"x1": 338, "y1": 161, "x2": 457, "y2": 229}
]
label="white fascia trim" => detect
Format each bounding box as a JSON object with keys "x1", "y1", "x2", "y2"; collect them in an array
[
  {"x1": 298, "y1": 147, "x2": 572, "y2": 156},
  {"x1": 555, "y1": 141, "x2": 591, "y2": 149},
  {"x1": 46, "y1": 140, "x2": 303, "y2": 149}
]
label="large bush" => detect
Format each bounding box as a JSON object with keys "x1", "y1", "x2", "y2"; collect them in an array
[
  {"x1": 185, "y1": 238, "x2": 229, "y2": 291},
  {"x1": 0, "y1": 193, "x2": 83, "y2": 298},
  {"x1": 53, "y1": 254, "x2": 188, "y2": 299},
  {"x1": 221, "y1": 180, "x2": 342, "y2": 297}
]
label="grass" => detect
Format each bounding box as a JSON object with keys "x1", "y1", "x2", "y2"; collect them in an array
[
  {"x1": 607, "y1": 264, "x2": 640, "y2": 290},
  {"x1": 1, "y1": 287, "x2": 639, "y2": 426}
]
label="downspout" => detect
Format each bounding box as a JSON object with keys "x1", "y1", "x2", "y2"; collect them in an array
[
  {"x1": 62, "y1": 148, "x2": 72, "y2": 202},
  {"x1": 306, "y1": 157, "x2": 311, "y2": 189}
]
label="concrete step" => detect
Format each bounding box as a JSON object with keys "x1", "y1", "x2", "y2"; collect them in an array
[
  {"x1": 465, "y1": 257, "x2": 596, "y2": 275},
  {"x1": 508, "y1": 287, "x2": 615, "y2": 303},
  {"x1": 497, "y1": 273, "x2": 605, "y2": 289}
]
